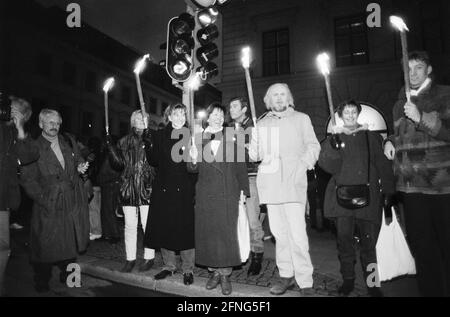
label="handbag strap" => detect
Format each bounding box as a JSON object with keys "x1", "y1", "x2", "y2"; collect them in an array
[{"x1": 365, "y1": 131, "x2": 371, "y2": 185}]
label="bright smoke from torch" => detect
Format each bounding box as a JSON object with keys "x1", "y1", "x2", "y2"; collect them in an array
[
  {"x1": 241, "y1": 47, "x2": 251, "y2": 69},
  {"x1": 316, "y1": 53, "x2": 330, "y2": 76},
  {"x1": 103, "y1": 77, "x2": 115, "y2": 93},
  {"x1": 134, "y1": 54, "x2": 151, "y2": 74},
  {"x1": 390, "y1": 16, "x2": 409, "y2": 32}
]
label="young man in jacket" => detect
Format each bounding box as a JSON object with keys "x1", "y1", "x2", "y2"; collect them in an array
[{"x1": 383, "y1": 51, "x2": 450, "y2": 297}]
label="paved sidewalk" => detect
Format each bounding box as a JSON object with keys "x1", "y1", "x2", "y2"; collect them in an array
[{"x1": 78, "y1": 228, "x2": 369, "y2": 297}]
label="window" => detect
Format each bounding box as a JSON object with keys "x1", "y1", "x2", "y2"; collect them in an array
[
  {"x1": 148, "y1": 97, "x2": 158, "y2": 114},
  {"x1": 263, "y1": 29, "x2": 290, "y2": 76},
  {"x1": 335, "y1": 15, "x2": 369, "y2": 67},
  {"x1": 62, "y1": 61, "x2": 77, "y2": 86},
  {"x1": 85, "y1": 71, "x2": 97, "y2": 93},
  {"x1": 121, "y1": 85, "x2": 131, "y2": 105},
  {"x1": 35, "y1": 52, "x2": 52, "y2": 78}
]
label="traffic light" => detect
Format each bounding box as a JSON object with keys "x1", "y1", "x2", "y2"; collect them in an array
[
  {"x1": 166, "y1": 13, "x2": 195, "y2": 82},
  {"x1": 195, "y1": 6, "x2": 220, "y2": 81}
]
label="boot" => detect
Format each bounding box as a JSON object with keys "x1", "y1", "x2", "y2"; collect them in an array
[
  {"x1": 247, "y1": 252, "x2": 263, "y2": 276},
  {"x1": 138, "y1": 259, "x2": 154, "y2": 272},
  {"x1": 220, "y1": 275, "x2": 232, "y2": 295},
  {"x1": 338, "y1": 278, "x2": 355, "y2": 296},
  {"x1": 270, "y1": 277, "x2": 296, "y2": 295},
  {"x1": 120, "y1": 260, "x2": 136, "y2": 273}
]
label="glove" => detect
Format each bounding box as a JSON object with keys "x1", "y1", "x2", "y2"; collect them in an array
[
  {"x1": 383, "y1": 193, "x2": 398, "y2": 224},
  {"x1": 329, "y1": 134, "x2": 344, "y2": 150}
]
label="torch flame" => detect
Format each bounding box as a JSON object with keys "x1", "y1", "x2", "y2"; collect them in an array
[
  {"x1": 316, "y1": 53, "x2": 330, "y2": 76},
  {"x1": 241, "y1": 47, "x2": 251, "y2": 69},
  {"x1": 390, "y1": 16, "x2": 409, "y2": 32},
  {"x1": 134, "y1": 54, "x2": 151, "y2": 74},
  {"x1": 103, "y1": 77, "x2": 115, "y2": 93}
]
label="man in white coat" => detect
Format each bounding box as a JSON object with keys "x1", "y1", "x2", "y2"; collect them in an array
[{"x1": 249, "y1": 83, "x2": 320, "y2": 295}]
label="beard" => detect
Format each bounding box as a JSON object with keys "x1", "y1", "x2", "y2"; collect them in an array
[{"x1": 272, "y1": 105, "x2": 288, "y2": 113}]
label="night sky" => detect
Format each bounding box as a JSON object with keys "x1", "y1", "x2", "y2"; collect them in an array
[{"x1": 35, "y1": 0, "x2": 186, "y2": 61}]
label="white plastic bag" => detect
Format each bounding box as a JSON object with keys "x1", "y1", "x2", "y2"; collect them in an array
[
  {"x1": 376, "y1": 207, "x2": 416, "y2": 282},
  {"x1": 237, "y1": 201, "x2": 250, "y2": 263}
]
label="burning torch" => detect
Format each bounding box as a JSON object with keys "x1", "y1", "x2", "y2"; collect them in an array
[
  {"x1": 103, "y1": 77, "x2": 115, "y2": 135},
  {"x1": 134, "y1": 54, "x2": 151, "y2": 129},
  {"x1": 316, "y1": 52, "x2": 344, "y2": 150},
  {"x1": 241, "y1": 47, "x2": 258, "y2": 128}
]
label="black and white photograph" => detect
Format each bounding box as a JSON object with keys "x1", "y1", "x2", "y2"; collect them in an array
[{"x1": 0, "y1": 0, "x2": 449, "y2": 301}]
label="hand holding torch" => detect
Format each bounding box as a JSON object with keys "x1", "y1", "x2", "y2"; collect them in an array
[
  {"x1": 316, "y1": 53, "x2": 344, "y2": 150},
  {"x1": 103, "y1": 77, "x2": 115, "y2": 135},
  {"x1": 241, "y1": 47, "x2": 258, "y2": 127}
]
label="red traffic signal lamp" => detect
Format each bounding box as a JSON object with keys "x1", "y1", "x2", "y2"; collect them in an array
[{"x1": 166, "y1": 13, "x2": 196, "y2": 82}]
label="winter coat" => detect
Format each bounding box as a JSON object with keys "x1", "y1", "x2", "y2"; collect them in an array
[
  {"x1": 108, "y1": 130, "x2": 155, "y2": 207},
  {"x1": 144, "y1": 125, "x2": 196, "y2": 251},
  {"x1": 0, "y1": 122, "x2": 39, "y2": 211},
  {"x1": 387, "y1": 82, "x2": 450, "y2": 194},
  {"x1": 249, "y1": 107, "x2": 321, "y2": 204},
  {"x1": 21, "y1": 135, "x2": 90, "y2": 262},
  {"x1": 189, "y1": 130, "x2": 249, "y2": 268},
  {"x1": 319, "y1": 128, "x2": 395, "y2": 224}
]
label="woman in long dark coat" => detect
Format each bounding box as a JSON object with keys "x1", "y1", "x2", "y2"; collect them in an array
[
  {"x1": 189, "y1": 103, "x2": 249, "y2": 296},
  {"x1": 318, "y1": 100, "x2": 395, "y2": 297},
  {"x1": 144, "y1": 103, "x2": 196, "y2": 285}
]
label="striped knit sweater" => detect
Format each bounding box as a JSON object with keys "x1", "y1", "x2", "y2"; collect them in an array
[{"x1": 388, "y1": 81, "x2": 450, "y2": 194}]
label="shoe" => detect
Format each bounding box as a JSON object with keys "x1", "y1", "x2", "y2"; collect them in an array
[
  {"x1": 120, "y1": 260, "x2": 136, "y2": 273},
  {"x1": 368, "y1": 287, "x2": 383, "y2": 297},
  {"x1": 89, "y1": 234, "x2": 102, "y2": 241},
  {"x1": 154, "y1": 269, "x2": 174, "y2": 280},
  {"x1": 138, "y1": 259, "x2": 154, "y2": 272},
  {"x1": 270, "y1": 277, "x2": 296, "y2": 295},
  {"x1": 10, "y1": 223, "x2": 24, "y2": 230},
  {"x1": 220, "y1": 275, "x2": 232, "y2": 295},
  {"x1": 247, "y1": 252, "x2": 263, "y2": 276},
  {"x1": 183, "y1": 273, "x2": 194, "y2": 286},
  {"x1": 338, "y1": 279, "x2": 355, "y2": 296},
  {"x1": 205, "y1": 272, "x2": 221, "y2": 290}
]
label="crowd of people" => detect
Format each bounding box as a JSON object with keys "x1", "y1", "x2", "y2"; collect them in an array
[{"x1": 0, "y1": 50, "x2": 449, "y2": 297}]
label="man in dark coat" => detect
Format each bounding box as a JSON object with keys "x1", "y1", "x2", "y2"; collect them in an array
[
  {"x1": 144, "y1": 104, "x2": 196, "y2": 285},
  {"x1": 21, "y1": 109, "x2": 90, "y2": 292},
  {"x1": 0, "y1": 95, "x2": 38, "y2": 296}
]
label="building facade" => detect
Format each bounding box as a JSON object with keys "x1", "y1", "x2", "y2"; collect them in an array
[{"x1": 217, "y1": 0, "x2": 450, "y2": 140}]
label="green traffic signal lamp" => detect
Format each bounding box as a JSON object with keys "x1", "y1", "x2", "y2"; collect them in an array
[{"x1": 166, "y1": 13, "x2": 195, "y2": 82}]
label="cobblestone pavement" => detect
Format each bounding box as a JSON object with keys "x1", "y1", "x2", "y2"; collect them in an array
[{"x1": 85, "y1": 236, "x2": 368, "y2": 297}]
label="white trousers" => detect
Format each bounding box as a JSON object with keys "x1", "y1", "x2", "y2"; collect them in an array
[
  {"x1": 122, "y1": 206, "x2": 154, "y2": 261},
  {"x1": 267, "y1": 203, "x2": 314, "y2": 288}
]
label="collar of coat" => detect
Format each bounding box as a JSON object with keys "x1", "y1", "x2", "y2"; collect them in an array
[
  {"x1": 266, "y1": 107, "x2": 295, "y2": 119},
  {"x1": 333, "y1": 123, "x2": 369, "y2": 135}
]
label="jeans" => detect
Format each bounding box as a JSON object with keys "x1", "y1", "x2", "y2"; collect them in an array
[
  {"x1": 246, "y1": 176, "x2": 264, "y2": 253},
  {"x1": 161, "y1": 248, "x2": 195, "y2": 274},
  {"x1": 123, "y1": 206, "x2": 154, "y2": 261},
  {"x1": 0, "y1": 210, "x2": 10, "y2": 295},
  {"x1": 335, "y1": 217, "x2": 379, "y2": 282},
  {"x1": 402, "y1": 193, "x2": 450, "y2": 297}
]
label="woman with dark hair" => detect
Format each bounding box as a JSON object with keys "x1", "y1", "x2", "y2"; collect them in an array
[
  {"x1": 188, "y1": 103, "x2": 249, "y2": 295},
  {"x1": 143, "y1": 103, "x2": 196, "y2": 285},
  {"x1": 318, "y1": 100, "x2": 395, "y2": 297}
]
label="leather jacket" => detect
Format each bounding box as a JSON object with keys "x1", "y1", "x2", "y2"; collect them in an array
[{"x1": 107, "y1": 129, "x2": 155, "y2": 206}]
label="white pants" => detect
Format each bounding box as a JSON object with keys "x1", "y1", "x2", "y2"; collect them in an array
[
  {"x1": 122, "y1": 206, "x2": 154, "y2": 261},
  {"x1": 267, "y1": 203, "x2": 314, "y2": 288}
]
